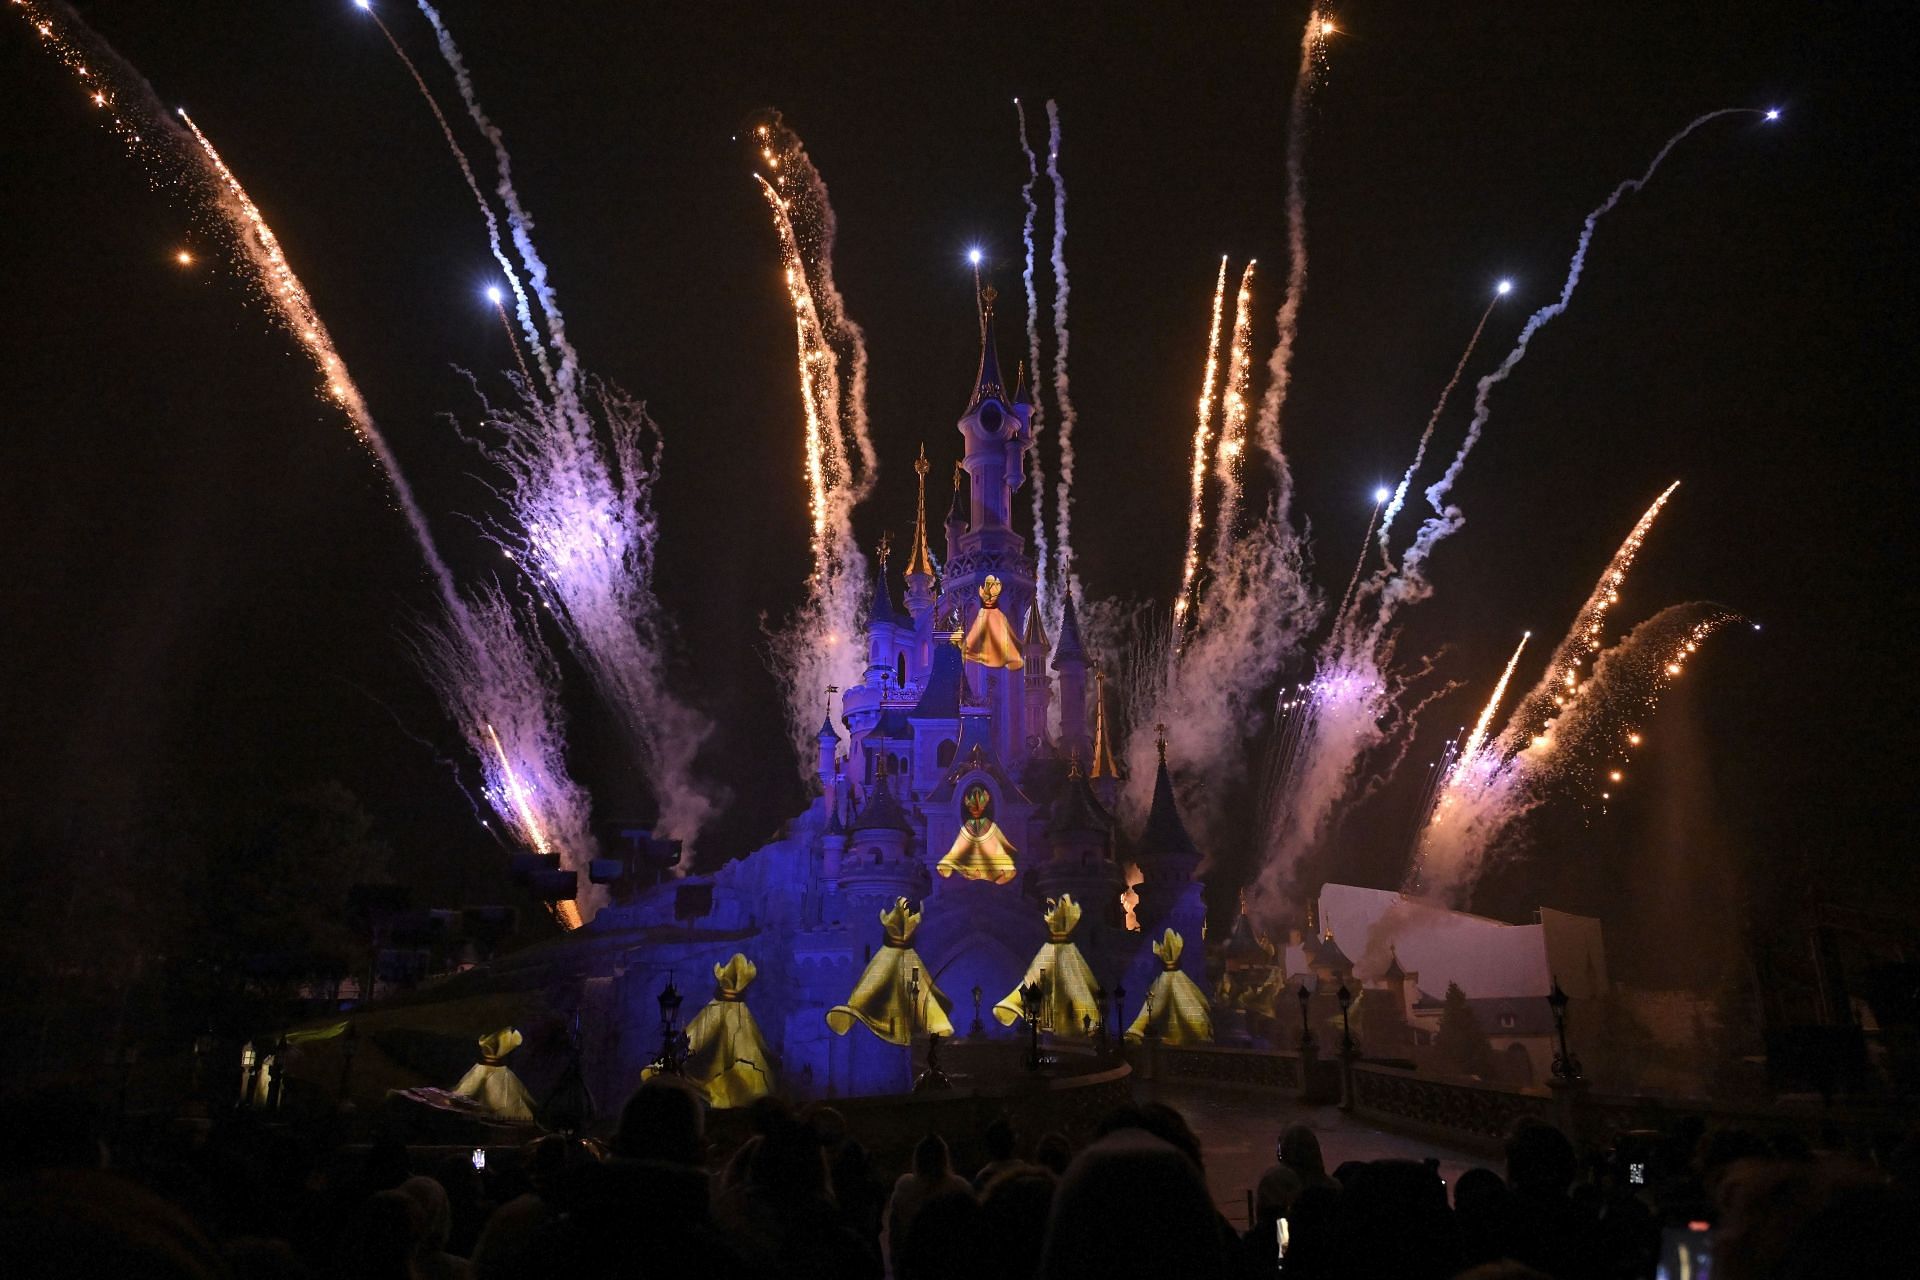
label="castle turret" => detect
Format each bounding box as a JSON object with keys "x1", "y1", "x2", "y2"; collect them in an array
[
  {"x1": 943, "y1": 462, "x2": 967, "y2": 565},
  {"x1": 838, "y1": 761, "x2": 926, "y2": 920},
  {"x1": 1022, "y1": 603, "x2": 1052, "y2": 752},
  {"x1": 1053, "y1": 591, "x2": 1090, "y2": 758},
  {"x1": 1133, "y1": 728, "x2": 1204, "y2": 938},
  {"x1": 821, "y1": 799, "x2": 847, "y2": 891},
  {"x1": 816, "y1": 710, "x2": 841, "y2": 797},
  {"x1": 865, "y1": 536, "x2": 900, "y2": 691},
  {"x1": 1034, "y1": 758, "x2": 1125, "y2": 927}
]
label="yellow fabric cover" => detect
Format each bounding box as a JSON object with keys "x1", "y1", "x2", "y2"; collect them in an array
[
  {"x1": 1125, "y1": 930, "x2": 1214, "y2": 1045},
  {"x1": 827, "y1": 899, "x2": 955, "y2": 1046},
  {"x1": 653, "y1": 954, "x2": 776, "y2": 1108},
  {"x1": 937, "y1": 821, "x2": 1019, "y2": 884},
  {"x1": 956, "y1": 576, "x2": 1025, "y2": 670},
  {"x1": 453, "y1": 1026, "x2": 536, "y2": 1121},
  {"x1": 993, "y1": 896, "x2": 1104, "y2": 1037}
]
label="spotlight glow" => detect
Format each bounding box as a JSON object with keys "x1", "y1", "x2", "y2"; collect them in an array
[{"x1": 1765, "y1": 108, "x2": 1780, "y2": 121}]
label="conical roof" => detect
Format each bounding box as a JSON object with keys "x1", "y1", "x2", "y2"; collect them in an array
[
  {"x1": 1023, "y1": 601, "x2": 1050, "y2": 652},
  {"x1": 1052, "y1": 592, "x2": 1086, "y2": 668},
  {"x1": 849, "y1": 771, "x2": 914, "y2": 835},
  {"x1": 905, "y1": 445, "x2": 937, "y2": 579},
  {"x1": 1139, "y1": 752, "x2": 1200, "y2": 861},
  {"x1": 910, "y1": 642, "x2": 965, "y2": 720},
  {"x1": 1314, "y1": 929, "x2": 1354, "y2": 975},
  {"x1": 968, "y1": 287, "x2": 1007, "y2": 409},
  {"x1": 1383, "y1": 945, "x2": 1405, "y2": 983},
  {"x1": 1012, "y1": 360, "x2": 1033, "y2": 407},
  {"x1": 817, "y1": 711, "x2": 840, "y2": 743},
  {"x1": 1046, "y1": 767, "x2": 1113, "y2": 840},
  {"x1": 868, "y1": 545, "x2": 899, "y2": 627}
]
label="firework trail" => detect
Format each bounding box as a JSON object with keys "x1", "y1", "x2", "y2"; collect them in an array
[
  {"x1": 1175, "y1": 257, "x2": 1231, "y2": 629},
  {"x1": 1331, "y1": 491, "x2": 1387, "y2": 630},
  {"x1": 1416, "y1": 603, "x2": 1742, "y2": 903},
  {"x1": 402, "y1": 2, "x2": 724, "y2": 841},
  {"x1": 1015, "y1": 98, "x2": 1051, "y2": 623},
  {"x1": 1249, "y1": 10, "x2": 1331, "y2": 500},
  {"x1": 1044, "y1": 100, "x2": 1081, "y2": 608},
  {"x1": 1207, "y1": 260, "x2": 1259, "y2": 576},
  {"x1": 1395, "y1": 108, "x2": 1769, "y2": 598},
  {"x1": 1498, "y1": 482, "x2": 1679, "y2": 756},
  {"x1": 748, "y1": 114, "x2": 875, "y2": 767},
  {"x1": 11, "y1": 0, "x2": 602, "y2": 920},
  {"x1": 1453, "y1": 631, "x2": 1532, "y2": 782},
  {"x1": 356, "y1": 2, "x2": 557, "y2": 400},
  {"x1": 1376, "y1": 285, "x2": 1504, "y2": 569}
]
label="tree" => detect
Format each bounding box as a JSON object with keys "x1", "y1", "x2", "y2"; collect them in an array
[{"x1": 1433, "y1": 982, "x2": 1496, "y2": 1079}]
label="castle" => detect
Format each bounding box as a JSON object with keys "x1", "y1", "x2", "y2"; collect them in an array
[{"x1": 582, "y1": 293, "x2": 1209, "y2": 1099}]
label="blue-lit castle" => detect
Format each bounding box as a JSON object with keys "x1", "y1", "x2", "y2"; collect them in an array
[{"x1": 572, "y1": 293, "x2": 1211, "y2": 1102}]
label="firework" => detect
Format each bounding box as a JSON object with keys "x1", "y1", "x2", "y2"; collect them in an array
[
  {"x1": 1397, "y1": 109, "x2": 1770, "y2": 595},
  {"x1": 1250, "y1": 9, "x2": 1333, "y2": 499},
  {"x1": 1207, "y1": 260, "x2": 1259, "y2": 577},
  {"x1": 1045, "y1": 100, "x2": 1080, "y2": 610},
  {"x1": 1376, "y1": 282, "x2": 1507, "y2": 569},
  {"x1": 1453, "y1": 631, "x2": 1531, "y2": 784},
  {"x1": 748, "y1": 113, "x2": 875, "y2": 768},
  {"x1": 1175, "y1": 257, "x2": 1231, "y2": 628},
  {"x1": 1015, "y1": 98, "x2": 1051, "y2": 624}
]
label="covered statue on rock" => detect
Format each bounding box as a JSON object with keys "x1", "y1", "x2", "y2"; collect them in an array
[
  {"x1": 653, "y1": 953, "x2": 776, "y2": 1108},
  {"x1": 994, "y1": 895, "x2": 1104, "y2": 1036},
  {"x1": 937, "y1": 780, "x2": 1019, "y2": 884},
  {"x1": 452, "y1": 1027, "x2": 536, "y2": 1121},
  {"x1": 1126, "y1": 929, "x2": 1213, "y2": 1045},
  {"x1": 827, "y1": 898, "x2": 954, "y2": 1047}
]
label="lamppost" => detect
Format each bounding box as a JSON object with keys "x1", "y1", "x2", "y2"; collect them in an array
[
  {"x1": 1547, "y1": 978, "x2": 1582, "y2": 1082},
  {"x1": 238, "y1": 1041, "x2": 257, "y2": 1109},
  {"x1": 653, "y1": 973, "x2": 687, "y2": 1075},
  {"x1": 1111, "y1": 985, "x2": 1127, "y2": 1054},
  {"x1": 1295, "y1": 984, "x2": 1315, "y2": 1052},
  {"x1": 1336, "y1": 982, "x2": 1356, "y2": 1057},
  {"x1": 1019, "y1": 979, "x2": 1047, "y2": 1074},
  {"x1": 970, "y1": 985, "x2": 984, "y2": 1038}
]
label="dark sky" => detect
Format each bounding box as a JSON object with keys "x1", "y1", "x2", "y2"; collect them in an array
[{"x1": 2, "y1": 2, "x2": 1912, "y2": 924}]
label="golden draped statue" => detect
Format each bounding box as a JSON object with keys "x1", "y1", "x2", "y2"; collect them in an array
[
  {"x1": 650, "y1": 954, "x2": 777, "y2": 1108},
  {"x1": 1126, "y1": 929, "x2": 1214, "y2": 1045},
  {"x1": 827, "y1": 898, "x2": 955, "y2": 1046},
  {"x1": 452, "y1": 1027, "x2": 536, "y2": 1121},
  {"x1": 936, "y1": 781, "x2": 1019, "y2": 884},
  {"x1": 994, "y1": 896, "x2": 1104, "y2": 1037},
  {"x1": 954, "y1": 575, "x2": 1025, "y2": 670}
]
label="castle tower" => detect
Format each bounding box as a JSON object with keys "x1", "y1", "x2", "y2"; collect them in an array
[
  {"x1": 837, "y1": 761, "x2": 927, "y2": 920},
  {"x1": 1088, "y1": 668, "x2": 1121, "y2": 810},
  {"x1": 816, "y1": 710, "x2": 841, "y2": 798},
  {"x1": 939, "y1": 286, "x2": 1036, "y2": 769},
  {"x1": 864, "y1": 535, "x2": 901, "y2": 691},
  {"x1": 1053, "y1": 591, "x2": 1090, "y2": 759},
  {"x1": 1022, "y1": 603, "x2": 1052, "y2": 753},
  {"x1": 1133, "y1": 727, "x2": 1205, "y2": 940},
  {"x1": 903, "y1": 445, "x2": 938, "y2": 680},
  {"x1": 1034, "y1": 758, "x2": 1125, "y2": 929}
]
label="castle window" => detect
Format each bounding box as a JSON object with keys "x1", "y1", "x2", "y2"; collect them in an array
[
  {"x1": 896, "y1": 655, "x2": 907, "y2": 688},
  {"x1": 866, "y1": 847, "x2": 882, "y2": 864},
  {"x1": 1499, "y1": 1013, "x2": 1516, "y2": 1030},
  {"x1": 937, "y1": 740, "x2": 957, "y2": 768}
]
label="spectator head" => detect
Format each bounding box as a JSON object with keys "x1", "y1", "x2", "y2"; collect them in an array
[
  {"x1": 896, "y1": 1188, "x2": 985, "y2": 1280},
  {"x1": 0, "y1": 1170, "x2": 225, "y2": 1280},
  {"x1": 397, "y1": 1174, "x2": 452, "y2": 1257},
  {"x1": 1040, "y1": 1130, "x2": 1225, "y2": 1280},
  {"x1": 1093, "y1": 1102, "x2": 1204, "y2": 1171},
  {"x1": 1453, "y1": 1166, "x2": 1509, "y2": 1215},
  {"x1": 805, "y1": 1104, "x2": 849, "y2": 1151},
  {"x1": 984, "y1": 1116, "x2": 1017, "y2": 1162},
  {"x1": 1504, "y1": 1118, "x2": 1577, "y2": 1197},
  {"x1": 1033, "y1": 1131, "x2": 1072, "y2": 1176},
  {"x1": 1280, "y1": 1122, "x2": 1328, "y2": 1181},
  {"x1": 615, "y1": 1076, "x2": 706, "y2": 1166},
  {"x1": 914, "y1": 1132, "x2": 953, "y2": 1181},
  {"x1": 980, "y1": 1168, "x2": 1056, "y2": 1270},
  {"x1": 748, "y1": 1113, "x2": 830, "y2": 1206},
  {"x1": 1255, "y1": 1163, "x2": 1303, "y2": 1218},
  {"x1": 363, "y1": 1134, "x2": 412, "y2": 1193}
]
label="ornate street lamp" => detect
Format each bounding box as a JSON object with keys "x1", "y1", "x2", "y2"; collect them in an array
[
  {"x1": 1336, "y1": 981, "x2": 1355, "y2": 1057},
  {"x1": 1547, "y1": 978, "x2": 1582, "y2": 1082},
  {"x1": 653, "y1": 973, "x2": 688, "y2": 1075},
  {"x1": 1295, "y1": 984, "x2": 1315, "y2": 1052},
  {"x1": 1019, "y1": 979, "x2": 1047, "y2": 1074},
  {"x1": 970, "y1": 984, "x2": 984, "y2": 1038}
]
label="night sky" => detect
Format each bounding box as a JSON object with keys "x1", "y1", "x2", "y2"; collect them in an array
[{"x1": 2, "y1": 3, "x2": 1912, "y2": 946}]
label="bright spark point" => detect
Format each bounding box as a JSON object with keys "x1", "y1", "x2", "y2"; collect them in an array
[
  {"x1": 1320, "y1": 20, "x2": 1336, "y2": 36},
  {"x1": 175, "y1": 249, "x2": 193, "y2": 266},
  {"x1": 354, "y1": 0, "x2": 371, "y2": 10},
  {"x1": 1373, "y1": 486, "x2": 1391, "y2": 504},
  {"x1": 486, "y1": 286, "x2": 503, "y2": 304},
  {"x1": 1765, "y1": 108, "x2": 1780, "y2": 121},
  {"x1": 1496, "y1": 279, "x2": 1514, "y2": 295},
  {"x1": 967, "y1": 247, "x2": 983, "y2": 266},
  {"x1": 1609, "y1": 770, "x2": 1623, "y2": 783}
]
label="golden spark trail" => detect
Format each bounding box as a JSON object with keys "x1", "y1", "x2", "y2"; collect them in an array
[
  {"x1": 359, "y1": 2, "x2": 558, "y2": 401},
  {"x1": 755, "y1": 174, "x2": 836, "y2": 562},
  {"x1": 1175, "y1": 256, "x2": 1230, "y2": 628},
  {"x1": 1452, "y1": 631, "x2": 1531, "y2": 784},
  {"x1": 485, "y1": 721, "x2": 548, "y2": 854},
  {"x1": 1208, "y1": 260, "x2": 1258, "y2": 575},
  {"x1": 1499, "y1": 481, "x2": 1679, "y2": 757}
]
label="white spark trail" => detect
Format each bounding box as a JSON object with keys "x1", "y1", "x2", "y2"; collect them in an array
[
  {"x1": 1377, "y1": 292, "x2": 1498, "y2": 569},
  {"x1": 1044, "y1": 100, "x2": 1080, "y2": 608},
  {"x1": 1016, "y1": 98, "x2": 1051, "y2": 622}
]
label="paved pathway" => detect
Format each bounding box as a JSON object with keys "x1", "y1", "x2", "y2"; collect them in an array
[{"x1": 1155, "y1": 1084, "x2": 1487, "y2": 1227}]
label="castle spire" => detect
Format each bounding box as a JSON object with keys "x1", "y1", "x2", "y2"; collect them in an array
[
  {"x1": 969, "y1": 286, "x2": 1006, "y2": 409},
  {"x1": 1089, "y1": 668, "x2": 1120, "y2": 779},
  {"x1": 868, "y1": 533, "x2": 898, "y2": 626},
  {"x1": 905, "y1": 445, "x2": 936, "y2": 580}
]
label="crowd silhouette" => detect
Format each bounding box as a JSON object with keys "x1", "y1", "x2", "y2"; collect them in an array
[{"x1": 2, "y1": 1079, "x2": 1915, "y2": 1278}]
